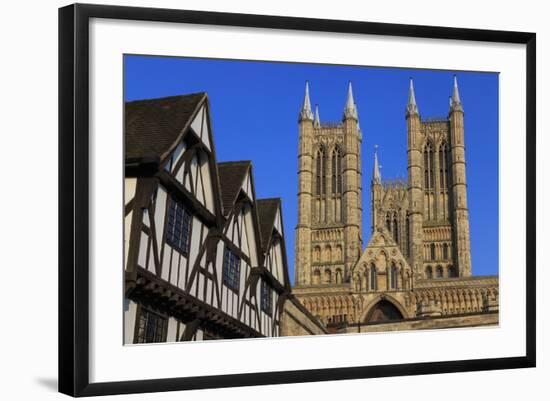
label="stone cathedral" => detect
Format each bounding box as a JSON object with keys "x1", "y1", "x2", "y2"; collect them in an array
[{"x1": 292, "y1": 79, "x2": 499, "y2": 333}]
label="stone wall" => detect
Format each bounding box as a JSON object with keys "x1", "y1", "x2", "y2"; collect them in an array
[
  {"x1": 341, "y1": 311, "x2": 498, "y2": 333},
  {"x1": 280, "y1": 295, "x2": 327, "y2": 336}
]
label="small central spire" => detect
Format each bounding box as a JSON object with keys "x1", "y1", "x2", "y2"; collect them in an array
[
  {"x1": 373, "y1": 145, "x2": 381, "y2": 184},
  {"x1": 343, "y1": 81, "x2": 358, "y2": 120},
  {"x1": 299, "y1": 81, "x2": 314, "y2": 121},
  {"x1": 406, "y1": 78, "x2": 419, "y2": 116},
  {"x1": 450, "y1": 75, "x2": 463, "y2": 112},
  {"x1": 314, "y1": 104, "x2": 321, "y2": 128}
]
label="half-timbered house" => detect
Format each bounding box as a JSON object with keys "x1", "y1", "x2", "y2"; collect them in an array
[{"x1": 123, "y1": 93, "x2": 309, "y2": 343}]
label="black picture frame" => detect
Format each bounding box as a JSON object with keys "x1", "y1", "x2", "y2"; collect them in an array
[{"x1": 58, "y1": 3, "x2": 536, "y2": 397}]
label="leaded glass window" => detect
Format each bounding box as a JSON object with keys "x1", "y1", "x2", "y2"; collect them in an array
[
  {"x1": 261, "y1": 279, "x2": 272, "y2": 314},
  {"x1": 166, "y1": 198, "x2": 192, "y2": 255},
  {"x1": 136, "y1": 307, "x2": 167, "y2": 344},
  {"x1": 223, "y1": 247, "x2": 241, "y2": 291}
]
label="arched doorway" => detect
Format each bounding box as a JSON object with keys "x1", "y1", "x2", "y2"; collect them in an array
[{"x1": 365, "y1": 300, "x2": 404, "y2": 323}]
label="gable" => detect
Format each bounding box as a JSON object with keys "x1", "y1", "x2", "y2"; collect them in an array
[
  {"x1": 354, "y1": 228, "x2": 412, "y2": 273},
  {"x1": 189, "y1": 105, "x2": 212, "y2": 151},
  {"x1": 241, "y1": 169, "x2": 254, "y2": 202}
]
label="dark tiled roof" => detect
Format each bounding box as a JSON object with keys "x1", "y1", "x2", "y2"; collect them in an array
[
  {"x1": 256, "y1": 198, "x2": 280, "y2": 251},
  {"x1": 125, "y1": 93, "x2": 205, "y2": 161},
  {"x1": 217, "y1": 161, "x2": 251, "y2": 216}
]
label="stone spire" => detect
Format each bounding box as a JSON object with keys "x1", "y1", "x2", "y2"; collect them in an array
[
  {"x1": 373, "y1": 145, "x2": 381, "y2": 184},
  {"x1": 299, "y1": 81, "x2": 314, "y2": 121},
  {"x1": 406, "y1": 78, "x2": 419, "y2": 116},
  {"x1": 343, "y1": 81, "x2": 358, "y2": 120},
  {"x1": 450, "y1": 75, "x2": 463, "y2": 112},
  {"x1": 314, "y1": 104, "x2": 321, "y2": 128}
]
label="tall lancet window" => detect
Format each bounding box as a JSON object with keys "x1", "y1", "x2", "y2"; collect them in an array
[
  {"x1": 430, "y1": 243, "x2": 436, "y2": 260},
  {"x1": 323, "y1": 148, "x2": 328, "y2": 195},
  {"x1": 370, "y1": 264, "x2": 377, "y2": 291},
  {"x1": 386, "y1": 214, "x2": 391, "y2": 233},
  {"x1": 405, "y1": 217, "x2": 411, "y2": 257},
  {"x1": 390, "y1": 264, "x2": 398, "y2": 289},
  {"x1": 331, "y1": 147, "x2": 342, "y2": 194},
  {"x1": 439, "y1": 143, "x2": 448, "y2": 189},
  {"x1": 392, "y1": 218, "x2": 399, "y2": 244},
  {"x1": 315, "y1": 147, "x2": 325, "y2": 196},
  {"x1": 424, "y1": 142, "x2": 434, "y2": 189}
]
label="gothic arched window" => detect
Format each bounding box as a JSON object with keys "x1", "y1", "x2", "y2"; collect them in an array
[
  {"x1": 313, "y1": 246, "x2": 321, "y2": 262},
  {"x1": 430, "y1": 243, "x2": 436, "y2": 260},
  {"x1": 405, "y1": 216, "x2": 411, "y2": 257},
  {"x1": 439, "y1": 144, "x2": 447, "y2": 189},
  {"x1": 390, "y1": 264, "x2": 398, "y2": 289},
  {"x1": 335, "y1": 268, "x2": 343, "y2": 284},
  {"x1": 324, "y1": 269, "x2": 332, "y2": 284},
  {"x1": 370, "y1": 264, "x2": 377, "y2": 290},
  {"x1": 323, "y1": 148, "x2": 328, "y2": 195},
  {"x1": 331, "y1": 147, "x2": 342, "y2": 194},
  {"x1": 324, "y1": 245, "x2": 332, "y2": 262},
  {"x1": 436, "y1": 265, "x2": 444, "y2": 278},
  {"x1": 448, "y1": 265, "x2": 458, "y2": 278},
  {"x1": 335, "y1": 245, "x2": 342, "y2": 261},
  {"x1": 386, "y1": 213, "x2": 391, "y2": 233},
  {"x1": 315, "y1": 147, "x2": 325, "y2": 196},
  {"x1": 392, "y1": 218, "x2": 399, "y2": 244},
  {"x1": 313, "y1": 269, "x2": 321, "y2": 285},
  {"x1": 426, "y1": 265, "x2": 433, "y2": 279},
  {"x1": 424, "y1": 142, "x2": 434, "y2": 189},
  {"x1": 443, "y1": 243, "x2": 449, "y2": 259}
]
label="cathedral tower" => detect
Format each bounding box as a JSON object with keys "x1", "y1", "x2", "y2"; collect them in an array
[
  {"x1": 294, "y1": 82, "x2": 362, "y2": 286},
  {"x1": 405, "y1": 77, "x2": 472, "y2": 279},
  {"x1": 449, "y1": 77, "x2": 472, "y2": 276},
  {"x1": 295, "y1": 81, "x2": 314, "y2": 284},
  {"x1": 406, "y1": 79, "x2": 425, "y2": 278}
]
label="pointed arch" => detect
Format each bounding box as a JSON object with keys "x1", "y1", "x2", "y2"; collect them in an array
[
  {"x1": 361, "y1": 294, "x2": 409, "y2": 322},
  {"x1": 312, "y1": 269, "x2": 321, "y2": 285},
  {"x1": 423, "y1": 140, "x2": 435, "y2": 190},
  {"x1": 334, "y1": 244, "x2": 342, "y2": 261},
  {"x1": 335, "y1": 268, "x2": 343, "y2": 284},
  {"x1": 390, "y1": 262, "x2": 398, "y2": 289},
  {"x1": 315, "y1": 145, "x2": 327, "y2": 196},
  {"x1": 392, "y1": 217, "x2": 399, "y2": 244},
  {"x1": 439, "y1": 142, "x2": 448, "y2": 189},
  {"x1": 405, "y1": 215, "x2": 411, "y2": 257},
  {"x1": 331, "y1": 145, "x2": 343, "y2": 195},
  {"x1": 448, "y1": 265, "x2": 457, "y2": 278},
  {"x1": 324, "y1": 244, "x2": 332, "y2": 262},
  {"x1": 443, "y1": 243, "x2": 449, "y2": 259},
  {"x1": 425, "y1": 265, "x2": 433, "y2": 279},
  {"x1": 370, "y1": 263, "x2": 377, "y2": 291},
  {"x1": 323, "y1": 269, "x2": 332, "y2": 284},
  {"x1": 313, "y1": 245, "x2": 321, "y2": 262}
]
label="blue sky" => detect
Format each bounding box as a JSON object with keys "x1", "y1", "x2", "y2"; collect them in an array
[{"x1": 125, "y1": 55, "x2": 499, "y2": 280}]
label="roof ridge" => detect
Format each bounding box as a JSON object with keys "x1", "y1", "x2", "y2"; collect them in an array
[
  {"x1": 217, "y1": 160, "x2": 252, "y2": 166},
  {"x1": 125, "y1": 92, "x2": 206, "y2": 105}
]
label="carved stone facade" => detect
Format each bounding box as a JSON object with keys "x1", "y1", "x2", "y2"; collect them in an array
[{"x1": 292, "y1": 79, "x2": 499, "y2": 333}]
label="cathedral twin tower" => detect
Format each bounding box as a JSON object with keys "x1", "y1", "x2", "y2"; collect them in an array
[{"x1": 294, "y1": 77, "x2": 472, "y2": 292}]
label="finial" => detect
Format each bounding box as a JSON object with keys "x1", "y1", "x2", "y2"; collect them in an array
[
  {"x1": 373, "y1": 145, "x2": 381, "y2": 184},
  {"x1": 343, "y1": 81, "x2": 358, "y2": 120},
  {"x1": 314, "y1": 104, "x2": 321, "y2": 128},
  {"x1": 406, "y1": 77, "x2": 419, "y2": 116},
  {"x1": 450, "y1": 75, "x2": 463, "y2": 112},
  {"x1": 299, "y1": 81, "x2": 314, "y2": 121}
]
